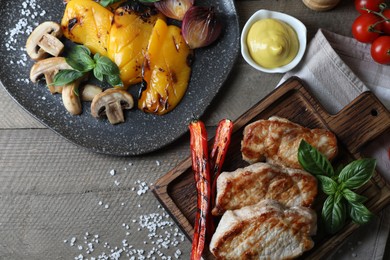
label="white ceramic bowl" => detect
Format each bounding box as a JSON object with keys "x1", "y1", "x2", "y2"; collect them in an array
[{"x1": 241, "y1": 9, "x2": 307, "y2": 73}]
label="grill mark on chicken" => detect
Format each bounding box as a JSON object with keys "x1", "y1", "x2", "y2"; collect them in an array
[
  {"x1": 212, "y1": 162, "x2": 317, "y2": 216},
  {"x1": 241, "y1": 117, "x2": 338, "y2": 169},
  {"x1": 210, "y1": 200, "x2": 316, "y2": 259}
]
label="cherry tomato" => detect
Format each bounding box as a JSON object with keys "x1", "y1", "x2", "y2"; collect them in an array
[
  {"x1": 371, "y1": 36, "x2": 390, "y2": 64},
  {"x1": 354, "y1": 0, "x2": 385, "y2": 14},
  {"x1": 352, "y1": 13, "x2": 383, "y2": 43},
  {"x1": 382, "y1": 9, "x2": 390, "y2": 35}
]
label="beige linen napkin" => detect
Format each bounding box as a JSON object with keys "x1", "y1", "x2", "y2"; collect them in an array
[{"x1": 279, "y1": 29, "x2": 390, "y2": 259}]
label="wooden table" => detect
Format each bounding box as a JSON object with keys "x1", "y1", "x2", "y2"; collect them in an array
[{"x1": 0, "y1": 0, "x2": 383, "y2": 259}]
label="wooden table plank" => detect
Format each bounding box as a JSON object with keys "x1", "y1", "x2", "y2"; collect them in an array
[{"x1": 0, "y1": 128, "x2": 192, "y2": 259}]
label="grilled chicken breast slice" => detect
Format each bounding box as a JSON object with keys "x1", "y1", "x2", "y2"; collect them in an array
[
  {"x1": 210, "y1": 199, "x2": 317, "y2": 260},
  {"x1": 241, "y1": 116, "x2": 338, "y2": 169},
  {"x1": 212, "y1": 162, "x2": 317, "y2": 216}
]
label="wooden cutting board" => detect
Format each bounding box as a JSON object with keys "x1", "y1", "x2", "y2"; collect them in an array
[{"x1": 152, "y1": 77, "x2": 390, "y2": 259}]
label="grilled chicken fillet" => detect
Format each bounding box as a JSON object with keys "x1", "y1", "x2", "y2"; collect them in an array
[
  {"x1": 241, "y1": 116, "x2": 338, "y2": 169},
  {"x1": 212, "y1": 162, "x2": 317, "y2": 216},
  {"x1": 210, "y1": 199, "x2": 317, "y2": 260}
]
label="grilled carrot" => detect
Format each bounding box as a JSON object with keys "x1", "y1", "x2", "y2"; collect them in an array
[{"x1": 189, "y1": 120, "x2": 211, "y2": 260}]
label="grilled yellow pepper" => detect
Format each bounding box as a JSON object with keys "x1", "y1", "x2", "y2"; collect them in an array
[
  {"x1": 138, "y1": 19, "x2": 193, "y2": 115},
  {"x1": 61, "y1": 0, "x2": 114, "y2": 56},
  {"x1": 107, "y1": 3, "x2": 165, "y2": 88}
]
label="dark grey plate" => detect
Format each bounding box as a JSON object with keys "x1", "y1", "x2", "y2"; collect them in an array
[{"x1": 0, "y1": 0, "x2": 239, "y2": 156}]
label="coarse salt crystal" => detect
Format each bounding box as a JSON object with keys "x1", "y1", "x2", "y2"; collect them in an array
[{"x1": 109, "y1": 169, "x2": 116, "y2": 176}]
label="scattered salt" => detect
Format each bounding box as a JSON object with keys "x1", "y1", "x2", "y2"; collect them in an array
[
  {"x1": 136, "y1": 181, "x2": 149, "y2": 196},
  {"x1": 5, "y1": 0, "x2": 52, "y2": 66},
  {"x1": 63, "y1": 167, "x2": 186, "y2": 259}
]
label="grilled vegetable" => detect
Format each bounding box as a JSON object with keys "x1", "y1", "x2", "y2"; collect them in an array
[
  {"x1": 107, "y1": 1, "x2": 164, "y2": 88},
  {"x1": 154, "y1": 0, "x2": 194, "y2": 20},
  {"x1": 189, "y1": 120, "x2": 211, "y2": 260},
  {"x1": 182, "y1": 6, "x2": 222, "y2": 49},
  {"x1": 210, "y1": 119, "x2": 233, "y2": 205},
  {"x1": 61, "y1": 0, "x2": 114, "y2": 56},
  {"x1": 138, "y1": 18, "x2": 193, "y2": 115}
]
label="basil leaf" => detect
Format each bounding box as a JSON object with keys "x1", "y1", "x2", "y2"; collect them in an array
[
  {"x1": 99, "y1": 0, "x2": 122, "y2": 7},
  {"x1": 53, "y1": 70, "x2": 84, "y2": 86},
  {"x1": 322, "y1": 194, "x2": 346, "y2": 234},
  {"x1": 316, "y1": 175, "x2": 338, "y2": 195},
  {"x1": 93, "y1": 68, "x2": 104, "y2": 82},
  {"x1": 343, "y1": 188, "x2": 367, "y2": 203},
  {"x1": 339, "y1": 159, "x2": 376, "y2": 189},
  {"x1": 94, "y1": 54, "x2": 120, "y2": 75},
  {"x1": 348, "y1": 201, "x2": 374, "y2": 225},
  {"x1": 106, "y1": 74, "x2": 124, "y2": 87},
  {"x1": 298, "y1": 140, "x2": 335, "y2": 176},
  {"x1": 66, "y1": 45, "x2": 95, "y2": 72}
]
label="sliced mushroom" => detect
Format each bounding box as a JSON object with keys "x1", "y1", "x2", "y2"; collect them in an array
[
  {"x1": 91, "y1": 88, "x2": 134, "y2": 124},
  {"x1": 26, "y1": 21, "x2": 64, "y2": 60},
  {"x1": 81, "y1": 84, "x2": 103, "y2": 102},
  {"x1": 30, "y1": 57, "x2": 72, "y2": 94},
  {"x1": 62, "y1": 77, "x2": 86, "y2": 116}
]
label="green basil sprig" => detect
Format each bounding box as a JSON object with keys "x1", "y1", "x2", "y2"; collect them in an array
[
  {"x1": 98, "y1": 0, "x2": 160, "y2": 7},
  {"x1": 98, "y1": 0, "x2": 123, "y2": 7},
  {"x1": 298, "y1": 140, "x2": 376, "y2": 234},
  {"x1": 53, "y1": 45, "x2": 123, "y2": 87}
]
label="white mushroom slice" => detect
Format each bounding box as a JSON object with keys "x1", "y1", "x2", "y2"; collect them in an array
[
  {"x1": 62, "y1": 83, "x2": 82, "y2": 116},
  {"x1": 91, "y1": 89, "x2": 134, "y2": 124},
  {"x1": 26, "y1": 21, "x2": 64, "y2": 60},
  {"x1": 81, "y1": 84, "x2": 103, "y2": 102},
  {"x1": 30, "y1": 57, "x2": 72, "y2": 94},
  {"x1": 62, "y1": 75, "x2": 88, "y2": 115}
]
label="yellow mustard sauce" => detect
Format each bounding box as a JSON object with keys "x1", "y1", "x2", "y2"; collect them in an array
[{"x1": 246, "y1": 18, "x2": 299, "y2": 69}]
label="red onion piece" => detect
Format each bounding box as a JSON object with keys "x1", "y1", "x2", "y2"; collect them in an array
[
  {"x1": 154, "y1": 0, "x2": 194, "y2": 20},
  {"x1": 182, "y1": 6, "x2": 222, "y2": 49}
]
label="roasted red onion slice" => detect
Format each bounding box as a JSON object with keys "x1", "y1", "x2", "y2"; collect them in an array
[
  {"x1": 182, "y1": 6, "x2": 222, "y2": 49},
  {"x1": 154, "y1": 0, "x2": 194, "y2": 20}
]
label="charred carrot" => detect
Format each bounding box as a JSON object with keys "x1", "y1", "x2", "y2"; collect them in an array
[{"x1": 189, "y1": 120, "x2": 211, "y2": 260}]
